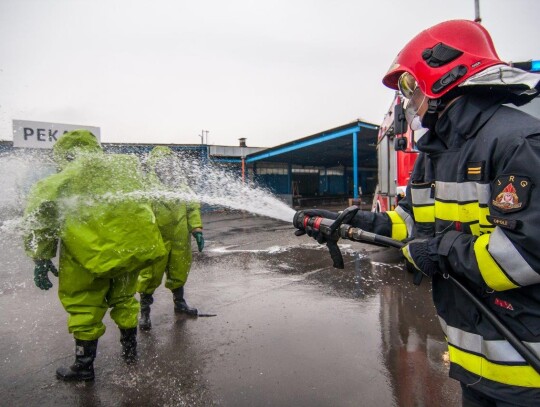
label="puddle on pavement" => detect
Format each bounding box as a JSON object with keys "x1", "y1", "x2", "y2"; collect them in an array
[{"x1": 193, "y1": 244, "x2": 460, "y2": 407}]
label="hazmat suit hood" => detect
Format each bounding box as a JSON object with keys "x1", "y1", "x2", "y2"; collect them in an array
[
  {"x1": 147, "y1": 146, "x2": 174, "y2": 169},
  {"x1": 146, "y1": 146, "x2": 186, "y2": 188},
  {"x1": 53, "y1": 130, "x2": 102, "y2": 170}
]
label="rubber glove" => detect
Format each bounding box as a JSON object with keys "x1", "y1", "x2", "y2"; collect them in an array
[
  {"x1": 33, "y1": 259, "x2": 58, "y2": 290},
  {"x1": 193, "y1": 231, "x2": 204, "y2": 252},
  {"x1": 401, "y1": 237, "x2": 442, "y2": 277}
]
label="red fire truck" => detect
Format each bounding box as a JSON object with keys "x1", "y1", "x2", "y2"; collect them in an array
[{"x1": 372, "y1": 93, "x2": 420, "y2": 213}]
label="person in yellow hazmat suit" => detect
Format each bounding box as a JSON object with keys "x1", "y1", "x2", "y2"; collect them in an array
[
  {"x1": 137, "y1": 146, "x2": 204, "y2": 330},
  {"x1": 23, "y1": 130, "x2": 167, "y2": 381}
]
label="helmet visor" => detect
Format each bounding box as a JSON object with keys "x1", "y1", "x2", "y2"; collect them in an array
[{"x1": 398, "y1": 72, "x2": 418, "y2": 99}]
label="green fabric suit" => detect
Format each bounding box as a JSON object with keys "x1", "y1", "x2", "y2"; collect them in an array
[
  {"x1": 23, "y1": 130, "x2": 166, "y2": 340},
  {"x1": 137, "y1": 146, "x2": 203, "y2": 294}
]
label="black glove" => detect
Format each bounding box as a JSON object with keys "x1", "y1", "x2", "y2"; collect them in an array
[
  {"x1": 294, "y1": 209, "x2": 339, "y2": 243},
  {"x1": 33, "y1": 259, "x2": 58, "y2": 290},
  {"x1": 401, "y1": 237, "x2": 442, "y2": 277}
]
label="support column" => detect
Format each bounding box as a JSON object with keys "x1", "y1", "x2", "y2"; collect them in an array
[
  {"x1": 287, "y1": 163, "x2": 292, "y2": 194},
  {"x1": 353, "y1": 132, "x2": 359, "y2": 199},
  {"x1": 343, "y1": 165, "x2": 348, "y2": 195},
  {"x1": 323, "y1": 167, "x2": 328, "y2": 195}
]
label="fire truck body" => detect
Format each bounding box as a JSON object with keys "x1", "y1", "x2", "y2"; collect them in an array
[{"x1": 372, "y1": 93, "x2": 419, "y2": 213}]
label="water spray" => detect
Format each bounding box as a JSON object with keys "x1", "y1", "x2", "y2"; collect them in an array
[{"x1": 0, "y1": 149, "x2": 297, "y2": 240}]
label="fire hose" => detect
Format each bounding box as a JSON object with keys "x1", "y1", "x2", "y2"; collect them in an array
[{"x1": 293, "y1": 205, "x2": 540, "y2": 375}]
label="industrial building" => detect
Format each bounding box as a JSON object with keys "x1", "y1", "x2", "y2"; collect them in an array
[
  {"x1": 1, "y1": 118, "x2": 379, "y2": 208},
  {"x1": 241, "y1": 120, "x2": 379, "y2": 207}
]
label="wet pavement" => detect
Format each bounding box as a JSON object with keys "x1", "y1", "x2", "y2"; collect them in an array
[{"x1": 0, "y1": 211, "x2": 461, "y2": 406}]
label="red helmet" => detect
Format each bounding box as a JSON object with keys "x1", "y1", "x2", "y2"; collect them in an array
[{"x1": 383, "y1": 20, "x2": 505, "y2": 99}]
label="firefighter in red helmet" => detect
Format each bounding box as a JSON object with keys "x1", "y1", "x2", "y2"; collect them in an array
[
  {"x1": 382, "y1": 20, "x2": 540, "y2": 406},
  {"x1": 298, "y1": 20, "x2": 540, "y2": 406}
]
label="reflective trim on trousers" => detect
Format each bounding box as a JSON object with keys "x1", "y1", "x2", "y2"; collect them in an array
[
  {"x1": 438, "y1": 318, "x2": 540, "y2": 388},
  {"x1": 448, "y1": 345, "x2": 540, "y2": 388},
  {"x1": 439, "y1": 317, "x2": 540, "y2": 364}
]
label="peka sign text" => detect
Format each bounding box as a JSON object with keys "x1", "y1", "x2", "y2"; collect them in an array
[{"x1": 13, "y1": 120, "x2": 101, "y2": 149}]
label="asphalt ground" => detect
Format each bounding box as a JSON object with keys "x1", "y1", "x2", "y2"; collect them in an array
[{"x1": 0, "y1": 211, "x2": 461, "y2": 406}]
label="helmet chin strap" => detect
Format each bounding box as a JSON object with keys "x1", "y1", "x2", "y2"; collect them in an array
[{"x1": 421, "y1": 98, "x2": 446, "y2": 131}]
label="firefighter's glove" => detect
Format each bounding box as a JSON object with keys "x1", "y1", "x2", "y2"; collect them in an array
[
  {"x1": 192, "y1": 231, "x2": 204, "y2": 252},
  {"x1": 293, "y1": 209, "x2": 339, "y2": 244},
  {"x1": 401, "y1": 237, "x2": 442, "y2": 277},
  {"x1": 33, "y1": 259, "x2": 58, "y2": 290}
]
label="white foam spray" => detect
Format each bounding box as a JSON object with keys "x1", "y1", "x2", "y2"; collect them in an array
[
  {"x1": 0, "y1": 149, "x2": 297, "y2": 239},
  {"x1": 0, "y1": 150, "x2": 55, "y2": 232},
  {"x1": 141, "y1": 150, "x2": 297, "y2": 223}
]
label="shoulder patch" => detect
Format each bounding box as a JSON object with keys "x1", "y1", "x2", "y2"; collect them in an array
[{"x1": 491, "y1": 175, "x2": 532, "y2": 213}]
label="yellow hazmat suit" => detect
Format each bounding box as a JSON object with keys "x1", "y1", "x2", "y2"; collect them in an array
[
  {"x1": 137, "y1": 146, "x2": 202, "y2": 295},
  {"x1": 23, "y1": 130, "x2": 166, "y2": 340}
]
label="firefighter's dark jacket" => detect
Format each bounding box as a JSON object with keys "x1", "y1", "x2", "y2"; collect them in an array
[{"x1": 357, "y1": 93, "x2": 540, "y2": 404}]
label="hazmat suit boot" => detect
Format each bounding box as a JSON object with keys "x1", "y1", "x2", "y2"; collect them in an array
[
  {"x1": 120, "y1": 327, "x2": 137, "y2": 364},
  {"x1": 56, "y1": 339, "x2": 98, "y2": 382},
  {"x1": 173, "y1": 286, "x2": 198, "y2": 316},
  {"x1": 139, "y1": 293, "x2": 153, "y2": 331}
]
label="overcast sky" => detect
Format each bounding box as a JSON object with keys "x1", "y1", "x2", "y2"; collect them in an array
[{"x1": 1, "y1": 0, "x2": 539, "y2": 147}]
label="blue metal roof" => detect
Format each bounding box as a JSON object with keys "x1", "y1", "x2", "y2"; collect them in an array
[{"x1": 245, "y1": 120, "x2": 379, "y2": 168}]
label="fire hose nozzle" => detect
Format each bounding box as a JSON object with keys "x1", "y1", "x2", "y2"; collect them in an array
[
  {"x1": 292, "y1": 206, "x2": 360, "y2": 269},
  {"x1": 292, "y1": 210, "x2": 306, "y2": 230}
]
